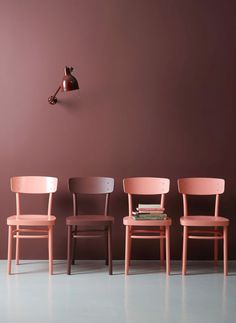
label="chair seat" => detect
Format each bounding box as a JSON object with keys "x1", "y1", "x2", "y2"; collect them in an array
[
  {"x1": 123, "y1": 216, "x2": 172, "y2": 226},
  {"x1": 66, "y1": 215, "x2": 114, "y2": 226},
  {"x1": 180, "y1": 215, "x2": 229, "y2": 227},
  {"x1": 7, "y1": 215, "x2": 56, "y2": 226}
]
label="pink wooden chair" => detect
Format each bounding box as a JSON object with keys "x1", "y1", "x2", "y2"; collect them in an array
[
  {"x1": 7, "y1": 176, "x2": 58, "y2": 275},
  {"x1": 178, "y1": 177, "x2": 229, "y2": 275},
  {"x1": 123, "y1": 177, "x2": 171, "y2": 275}
]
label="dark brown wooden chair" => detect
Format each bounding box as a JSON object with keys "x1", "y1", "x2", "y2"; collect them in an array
[{"x1": 66, "y1": 177, "x2": 114, "y2": 275}]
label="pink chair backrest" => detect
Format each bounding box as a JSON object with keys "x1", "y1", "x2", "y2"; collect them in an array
[
  {"x1": 11, "y1": 176, "x2": 58, "y2": 194},
  {"x1": 178, "y1": 178, "x2": 225, "y2": 195},
  {"x1": 123, "y1": 177, "x2": 170, "y2": 217},
  {"x1": 123, "y1": 177, "x2": 170, "y2": 195},
  {"x1": 178, "y1": 177, "x2": 225, "y2": 217},
  {"x1": 11, "y1": 176, "x2": 58, "y2": 216}
]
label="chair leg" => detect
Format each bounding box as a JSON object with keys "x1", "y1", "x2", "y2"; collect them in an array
[
  {"x1": 48, "y1": 226, "x2": 53, "y2": 275},
  {"x1": 165, "y1": 226, "x2": 170, "y2": 275},
  {"x1": 16, "y1": 225, "x2": 20, "y2": 265},
  {"x1": 160, "y1": 226, "x2": 164, "y2": 267},
  {"x1": 125, "y1": 226, "x2": 131, "y2": 275},
  {"x1": 182, "y1": 226, "x2": 188, "y2": 275},
  {"x1": 105, "y1": 229, "x2": 108, "y2": 266},
  {"x1": 72, "y1": 225, "x2": 77, "y2": 265},
  {"x1": 214, "y1": 226, "x2": 218, "y2": 267},
  {"x1": 108, "y1": 225, "x2": 113, "y2": 275},
  {"x1": 7, "y1": 226, "x2": 13, "y2": 275},
  {"x1": 223, "y1": 226, "x2": 228, "y2": 276},
  {"x1": 128, "y1": 227, "x2": 132, "y2": 267},
  {"x1": 67, "y1": 226, "x2": 72, "y2": 275}
]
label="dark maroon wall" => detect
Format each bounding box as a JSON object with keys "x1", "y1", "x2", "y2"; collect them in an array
[{"x1": 1, "y1": 0, "x2": 236, "y2": 259}]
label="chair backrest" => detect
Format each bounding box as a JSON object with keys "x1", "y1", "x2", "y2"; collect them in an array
[
  {"x1": 11, "y1": 176, "x2": 58, "y2": 216},
  {"x1": 178, "y1": 177, "x2": 225, "y2": 195},
  {"x1": 123, "y1": 177, "x2": 170, "y2": 216},
  {"x1": 68, "y1": 177, "x2": 114, "y2": 216},
  {"x1": 11, "y1": 176, "x2": 58, "y2": 194},
  {"x1": 177, "y1": 177, "x2": 225, "y2": 217},
  {"x1": 123, "y1": 177, "x2": 170, "y2": 195}
]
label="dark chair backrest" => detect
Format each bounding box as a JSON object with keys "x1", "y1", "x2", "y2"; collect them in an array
[{"x1": 68, "y1": 177, "x2": 114, "y2": 216}]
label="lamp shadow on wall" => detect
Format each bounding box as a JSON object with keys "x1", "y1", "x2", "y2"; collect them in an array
[{"x1": 56, "y1": 98, "x2": 79, "y2": 110}]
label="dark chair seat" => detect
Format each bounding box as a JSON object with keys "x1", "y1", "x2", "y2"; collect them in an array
[{"x1": 66, "y1": 215, "x2": 114, "y2": 226}]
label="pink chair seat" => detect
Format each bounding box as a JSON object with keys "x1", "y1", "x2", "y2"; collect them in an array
[
  {"x1": 7, "y1": 214, "x2": 56, "y2": 226},
  {"x1": 180, "y1": 215, "x2": 229, "y2": 227},
  {"x1": 123, "y1": 216, "x2": 172, "y2": 226}
]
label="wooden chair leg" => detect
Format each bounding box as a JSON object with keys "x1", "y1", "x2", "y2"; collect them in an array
[
  {"x1": 165, "y1": 226, "x2": 170, "y2": 275},
  {"x1": 105, "y1": 229, "x2": 108, "y2": 266},
  {"x1": 108, "y1": 225, "x2": 112, "y2": 275},
  {"x1": 16, "y1": 225, "x2": 20, "y2": 265},
  {"x1": 7, "y1": 225, "x2": 13, "y2": 275},
  {"x1": 67, "y1": 225, "x2": 72, "y2": 275},
  {"x1": 72, "y1": 225, "x2": 77, "y2": 265},
  {"x1": 182, "y1": 226, "x2": 188, "y2": 275},
  {"x1": 160, "y1": 226, "x2": 164, "y2": 267},
  {"x1": 48, "y1": 226, "x2": 53, "y2": 275},
  {"x1": 125, "y1": 226, "x2": 131, "y2": 275},
  {"x1": 214, "y1": 226, "x2": 218, "y2": 267},
  {"x1": 223, "y1": 226, "x2": 228, "y2": 276},
  {"x1": 128, "y1": 227, "x2": 132, "y2": 267}
]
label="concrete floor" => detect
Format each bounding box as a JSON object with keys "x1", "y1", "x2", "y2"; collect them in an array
[{"x1": 0, "y1": 260, "x2": 235, "y2": 323}]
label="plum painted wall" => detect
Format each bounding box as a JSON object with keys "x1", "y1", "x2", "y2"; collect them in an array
[{"x1": 1, "y1": 0, "x2": 236, "y2": 260}]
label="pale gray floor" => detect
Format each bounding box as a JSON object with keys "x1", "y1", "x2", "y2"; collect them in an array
[{"x1": 0, "y1": 260, "x2": 235, "y2": 323}]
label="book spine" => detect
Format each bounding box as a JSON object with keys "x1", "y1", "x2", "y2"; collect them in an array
[
  {"x1": 138, "y1": 210, "x2": 164, "y2": 214},
  {"x1": 137, "y1": 208, "x2": 165, "y2": 212},
  {"x1": 132, "y1": 215, "x2": 167, "y2": 220}
]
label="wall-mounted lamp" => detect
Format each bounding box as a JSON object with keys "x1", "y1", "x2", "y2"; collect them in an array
[{"x1": 48, "y1": 66, "x2": 79, "y2": 105}]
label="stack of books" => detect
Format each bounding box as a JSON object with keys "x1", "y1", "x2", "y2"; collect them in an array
[{"x1": 132, "y1": 204, "x2": 167, "y2": 220}]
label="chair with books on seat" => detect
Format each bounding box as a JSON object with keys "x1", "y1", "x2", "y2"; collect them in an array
[
  {"x1": 66, "y1": 177, "x2": 114, "y2": 275},
  {"x1": 123, "y1": 177, "x2": 171, "y2": 275},
  {"x1": 7, "y1": 176, "x2": 58, "y2": 275},
  {"x1": 178, "y1": 177, "x2": 229, "y2": 275}
]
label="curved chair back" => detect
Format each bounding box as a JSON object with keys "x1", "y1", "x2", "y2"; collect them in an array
[
  {"x1": 11, "y1": 176, "x2": 58, "y2": 194},
  {"x1": 177, "y1": 177, "x2": 225, "y2": 217},
  {"x1": 178, "y1": 178, "x2": 225, "y2": 195},
  {"x1": 123, "y1": 177, "x2": 170, "y2": 195},
  {"x1": 11, "y1": 176, "x2": 58, "y2": 216},
  {"x1": 68, "y1": 177, "x2": 114, "y2": 216},
  {"x1": 69, "y1": 177, "x2": 114, "y2": 194},
  {"x1": 123, "y1": 177, "x2": 170, "y2": 216}
]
